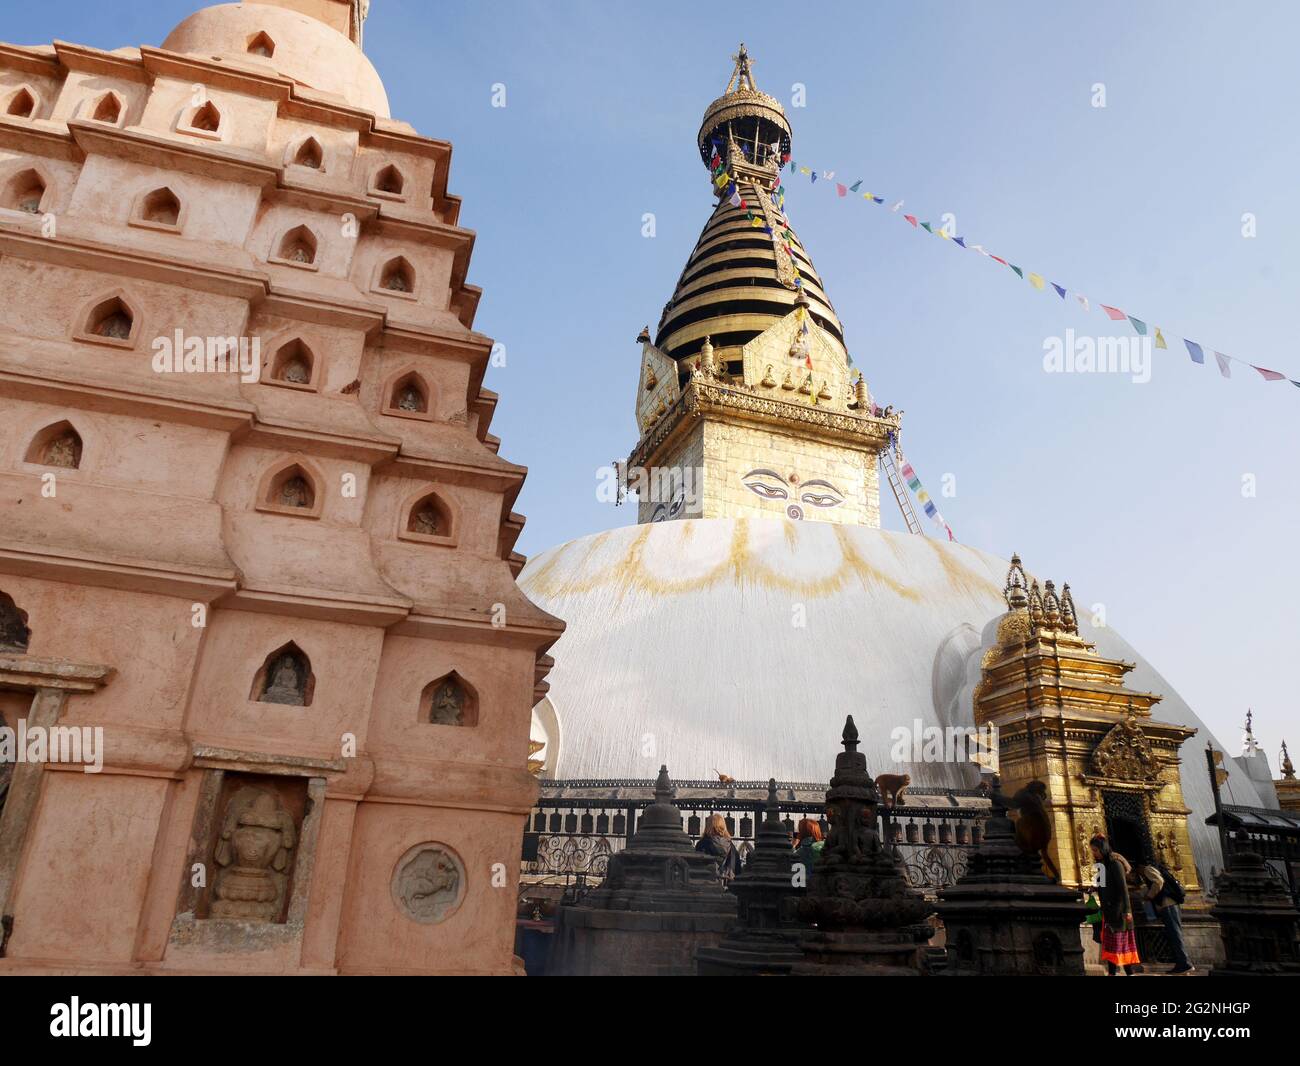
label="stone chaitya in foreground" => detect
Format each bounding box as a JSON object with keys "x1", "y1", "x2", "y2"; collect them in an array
[
  {"x1": 550, "y1": 766, "x2": 737, "y2": 976},
  {"x1": 790, "y1": 716, "x2": 934, "y2": 976},
  {"x1": 937, "y1": 776, "x2": 1087, "y2": 975}
]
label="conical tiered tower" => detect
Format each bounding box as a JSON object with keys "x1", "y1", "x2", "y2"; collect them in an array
[
  {"x1": 655, "y1": 45, "x2": 848, "y2": 368},
  {"x1": 627, "y1": 46, "x2": 899, "y2": 528}
]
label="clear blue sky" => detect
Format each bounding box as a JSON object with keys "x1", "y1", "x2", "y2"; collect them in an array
[{"x1": 12, "y1": 1, "x2": 1297, "y2": 772}]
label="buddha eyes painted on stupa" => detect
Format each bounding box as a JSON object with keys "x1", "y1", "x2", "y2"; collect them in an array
[
  {"x1": 741, "y1": 469, "x2": 844, "y2": 516},
  {"x1": 650, "y1": 487, "x2": 686, "y2": 522},
  {"x1": 798, "y1": 480, "x2": 846, "y2": 509}
]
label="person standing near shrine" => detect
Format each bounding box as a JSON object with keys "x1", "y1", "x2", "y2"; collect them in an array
[
  {"x1": 792, "y1": 818, "x2": 824, "y2": 886},
  {"x1": 1137, "y1": 856, "x2": 1193, "y2": 974},
  {"x1": 1090, "y1": 835, "x2": 1142, "y2": 975},
  {"x1": 696, "y1": 815, "x2": 741, "y2": 881}
]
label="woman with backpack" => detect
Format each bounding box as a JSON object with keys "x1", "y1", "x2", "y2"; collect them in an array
[
  {"x1": 1137, "y1": 854, "x2": 1194, "y2": 975},
  {"x1": 1090, "y1": 834, "x2": 1142, "y2": 975}
]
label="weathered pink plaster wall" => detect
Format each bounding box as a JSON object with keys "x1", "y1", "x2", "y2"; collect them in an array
[{"x1": 0, "y1": 0, "x2": 560, "y2": 975}]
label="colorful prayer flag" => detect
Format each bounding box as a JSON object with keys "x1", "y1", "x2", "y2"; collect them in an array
[
  {"x1": 1028, "y1": 272, "x2": 1046, "y2": 290},
  {"x1": 1052, "y1": 283, "x2": 1066, "y2": 298},
  {"x1": 1252, "y1": 365, "x2": 1286, "y2": 381},
  {"x1": 1100, "y1": 305, "x2": 1127, "y2": 321},
  {"x1": 1154, "y1": 328, "x2": 1167, "y2": 350},
  {"x1": 1185, "y1": 340, "x2": 1206, "y2": 365},
  {"x1": 1215, "y1": 351, "x2": 1232, "y2": 378},
  {"x1": 904, "y1": 214, "x2": 918, "y2": 227},
  {"x1": 1127, "y1": 316, "x2": 1147, "y2": 336}
]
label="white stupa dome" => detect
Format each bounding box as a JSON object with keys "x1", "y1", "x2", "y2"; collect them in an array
[{"x1": 520, "y1": 517, "x2": 1262, "y2": 878}]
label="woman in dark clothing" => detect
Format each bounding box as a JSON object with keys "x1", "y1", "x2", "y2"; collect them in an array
[
  {"x1": 696, "y1": 814, "x2": 741, "y2": 881},
  {"x1": 1090, "y1": 834, "x2": 1142, "y2": 975}
]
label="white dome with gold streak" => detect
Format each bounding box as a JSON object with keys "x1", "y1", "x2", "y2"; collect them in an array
[{"x1": 520, "y1": 519, "x2": 1262, "y2": 871}]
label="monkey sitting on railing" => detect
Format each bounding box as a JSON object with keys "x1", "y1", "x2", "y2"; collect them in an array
[
  {"x1": 874, "y1": 773, "x2": 910, "y2": 808},
  {"x1": 1008, "y1": 780, "x2": 1059, "y2": 881}
]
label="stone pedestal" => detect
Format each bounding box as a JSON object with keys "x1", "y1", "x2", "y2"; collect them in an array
[
  {"x1": 790, "y1": 717, "x2": 933, "y2": 976},
  {"x1": 697, "y1": 779, "x2": 806, "y2": 975},
  {"x1": 937, "y1": 778, "x2": 1086, "y2": 975},
  {"x1": 550, "y1": 766, "x2": 737, "y2": 976},
  {"x1": 1210, "y1": 838, "x2": 1300, "y2": 976}
]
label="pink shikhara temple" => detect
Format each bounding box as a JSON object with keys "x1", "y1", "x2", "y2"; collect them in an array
[{"x1": 0, "y1": 0, "x2": 560, "y2": 974}]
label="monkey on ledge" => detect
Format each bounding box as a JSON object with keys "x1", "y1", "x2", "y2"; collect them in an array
[{"x1": 984, "y1": 777, "x2": 1060, "y2": 882}]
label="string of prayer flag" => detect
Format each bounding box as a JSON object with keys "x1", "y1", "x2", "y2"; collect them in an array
[{"x1": 784, "y1": 158, "x2": 1299, "y2": 394}]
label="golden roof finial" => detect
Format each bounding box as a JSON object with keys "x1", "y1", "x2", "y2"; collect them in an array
[
  {"x1": 1042, "y1": 580, "x2": 1062, "y2": 629},
  {"x1": 1004, "y1": 553, "x2": 1029, "y2": 610},
  {"x1": 1282, "y1": 740, "x2": 1296, "y2": 780},
  {"x1": 726, "y1": 42, "x2": 758, "y2": 94},
  {"x1": 1027, "y1": 580, "x2": 1044, "y2": 627},
  {"x1": 1060, "y1": 582, "x2": 1078, "y2": 634}
]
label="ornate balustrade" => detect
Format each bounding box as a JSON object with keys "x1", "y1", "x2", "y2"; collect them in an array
[{"x1": 520, "y1": 780, "x2": 989, "y2": 897}]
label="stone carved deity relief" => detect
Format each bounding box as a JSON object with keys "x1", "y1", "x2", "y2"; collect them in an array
[
  {"x1": 211, "y1": 786, "x2": 297, "y2": 922},
  {"x1": 392, "y1": 843, "x2": 465, "y2": 924}
]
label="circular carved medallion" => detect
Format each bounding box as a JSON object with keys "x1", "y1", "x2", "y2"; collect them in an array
[{"x1": 391, "y1": 842, "x2": 466, "y2": 924}]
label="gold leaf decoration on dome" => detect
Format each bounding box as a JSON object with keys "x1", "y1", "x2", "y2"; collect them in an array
[
  {"x1": 996, "y1": 609, "x2": 1031, "y2": 645},
  {"x1": 1090, "y1": 714, "x2": 1163, "y2": 784}
]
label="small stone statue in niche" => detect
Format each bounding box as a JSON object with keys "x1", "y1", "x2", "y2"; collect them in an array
[
  {"x1": 279, "y1": 475, "x2": 312, "y2": 509},
  {"x1": 43, "y1": 432, "x2": 81, "y2": 468},
  {"x1": 212, "y1": 787, "x2": 297, "y2": 922},
  {"x1": 410, "y1": 502, "x2": 441, "y2": 537},
  {"x1": 428, "y1": 677, "x2": 467, "y2": 725},
  {"x1": 0, "y1": 596, "x2": 30, "y2": 652},
  {"x1": 397, "y1": 384, "x2": 425, "y2": 412},
  {"x1": 261, "y1": 651, "x2": 307, "y2": 706}
]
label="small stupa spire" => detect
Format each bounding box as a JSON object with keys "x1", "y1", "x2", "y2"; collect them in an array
[
  {"x1": 1060, "y1": 582, "x2": 1078, "y2": 634},
  {"x1": 1281, "y1": 740, "x2": 1296, "y2": 781},
  {"x1": 1242, "y1": 709, "x2": 1260, "y2": 757},
  {"x1": 1028, "y1": 580, "x2": 1044, "y2": 628},
  {"x1": 1004, "y1": 553, "x2": 1029, "y2": 610},
  {"x1": 1042, "y1": 580, "x2": 1062, "y2": 629}
]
